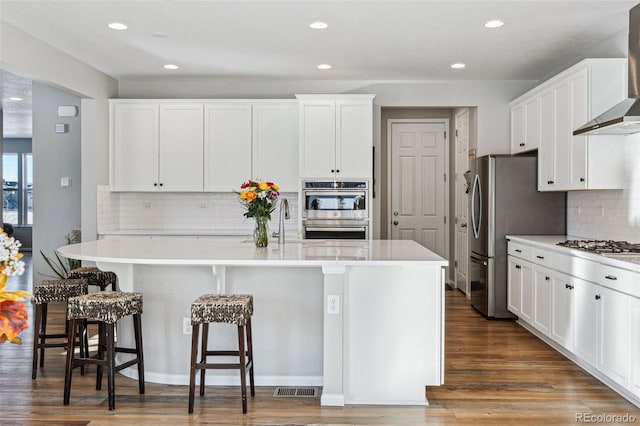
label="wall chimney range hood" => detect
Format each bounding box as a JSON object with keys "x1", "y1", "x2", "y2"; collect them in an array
[{"x1": 573, "y1": 4, "x2": 640, "y2": 136}]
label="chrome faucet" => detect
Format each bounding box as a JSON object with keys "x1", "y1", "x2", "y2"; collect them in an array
[{"x1": 278, "y1": 198, "x2": 290, "y2": 244}]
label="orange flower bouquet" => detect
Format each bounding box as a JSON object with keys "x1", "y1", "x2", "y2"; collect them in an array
[
  {"x1": 0, "y1": 232, "x2": 30, "y2": 344},
  {"x1": 238, "y1": 180, "x2": 280, "y2": 247}
]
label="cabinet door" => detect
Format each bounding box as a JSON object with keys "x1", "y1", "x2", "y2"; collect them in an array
[
  {"x1": 553, "y1": 78, "x2": 571, "y2": 190},
  {"x1": 597, "y1": 286, "x2": 631, "y2": 387},
  {"x1": 110, "y1": 103, "x2": 159, "y2": 191},
  {"x1": 519, "y1": 261, "x2": 534, "y2": 323},
  {"x1": 159, "y1": 104, "x2": 204, "y2": 191},
  {"x1": 533, "y1": 267, "x2": 552, "y2": 334},
  {"x1": 507, "y1": 257, "x2": 522, "y2": 317},
  {"x1": 551, "y1": 273, "x2": 572, "y2": 349},
  {"x1": 204, "y1": 104, "x2": 252, "y2": 191},
  {"x1": 572, "y1": 278, "x2": 598, "y2": 366},
  {"x1": 537, "y1": 87, "x2": 556, "y2": 191},
  {"x1": 336, "y1": 101, "x2": 373, "y2": 178},
  {"x1": 510, "y1": 103, "x2": 525, "y2": 154},
  {"x1": 569, "y1": 67, "x2": 589, "y2": 189},
  {"x1": 631, "y1": 298, "x2": 640, "y2": 398},
  {"x1": 299, "y1": 101, "x2": 336, "y2": 178},
  {"x1": 252, "y1": 103, "x2": 299, "y2": 192},
  {"x1": 523, "y1": 96, "x2": 539, "y2": 151}
]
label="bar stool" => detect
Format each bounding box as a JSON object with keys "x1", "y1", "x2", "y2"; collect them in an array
[
  {"x1": 32, "y1": 278, "x2": 89, "y2": 379},
  {"x1": 64, "y1": 291, "x2": 145, "y2": 411},
  {"x1": 188, "y1": 294, "x2": 255, "y2": 414},
  {"x1": 68, "y1": 267, "x2": 117, "y2": 291}
]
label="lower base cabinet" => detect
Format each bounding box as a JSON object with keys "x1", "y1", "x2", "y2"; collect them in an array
[
  {"x1": 550, "y1": 272, "x2": 572, "y2": 350},
  {"x1": 632, "y1": 299, "x2": 640, "y2": 398},
  {"x1": 532, "y1": 267, "x2": 552, "y2": 334},
  {"x1": 597, "y1": 286, "x2": 631, "y2": 388},
  {"x1": 571, "y1": 278, "x2": 598, "y2": 366}
]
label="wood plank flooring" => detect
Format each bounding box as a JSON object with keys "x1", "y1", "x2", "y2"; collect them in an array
[{"x1": 1, "y1": 255, "x2": 639, "y2": 424}]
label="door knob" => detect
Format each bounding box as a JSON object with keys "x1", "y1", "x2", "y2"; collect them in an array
[
  {"x1": 461, "y1": 223, "x2": 467, "y2": 228},
  {"x1": 393, "y1": 211, "x2": 399, "y2": 216},
  {"x1": 393, "y1": 220, "x2": 399, "y2": 226}
]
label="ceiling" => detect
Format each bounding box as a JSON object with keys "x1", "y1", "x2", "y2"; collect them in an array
[{"x1": 1, "y1": 0, "x2": 638, "y2": 138}]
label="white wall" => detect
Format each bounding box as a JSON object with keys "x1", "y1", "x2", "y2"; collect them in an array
[
  {"x1": 1, "y1": 22, "x2": 118, "y2": 246},
  {"x1": 31, "y1": 83, "x2": 81, "y2": 279}
]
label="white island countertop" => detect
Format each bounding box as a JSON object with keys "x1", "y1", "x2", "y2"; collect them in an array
[{"x1": 58, "y1": 238, "x2": 448, "y2": 267}]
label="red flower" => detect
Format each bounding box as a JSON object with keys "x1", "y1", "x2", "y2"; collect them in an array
[{"x1": 0, "y1": 300, "x2": 29, "y2": 344}]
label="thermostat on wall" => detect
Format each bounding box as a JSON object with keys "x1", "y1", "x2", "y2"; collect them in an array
[
  {"x1": 55, "y1": 123, "x2": 68, "y2": 133},
  {"x1": 58, "y1": 105, "x2": 78, "y2": 117}
]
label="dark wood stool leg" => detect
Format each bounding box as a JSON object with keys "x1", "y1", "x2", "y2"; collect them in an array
[
  {"x1": 96, "y1": 322, "x2": 104, "y2": 390},
  {"x1": 39, "y1": 302, "x2": 48, "y2": 367},
  {"x1": 105, "y1": 322, "x2": 116, "y2": 411},
  {"x1": 32, "y1": 303, "x2": 42, "y2": 379},
  {"x1": 63, "y1": 318, "x2": 78, "y2": 405},
  {"x1": 75, "y1": 320, "x2": 86, "y2": 376},
  {"x1": 237, "y1": 324, "x2": 247, "y2": 414},
  {"x1": 133, "y1": 313, "x2": 145, "y2": 394},
  {"x1": 199, "y1": 322, "x2": 209, "y2": 396},
  {"x1": 188, "y1": 322, "x2": 200, "y2": 414},
  {"x1": 246, "y1": 317, "x2": 255, "y2": 397}
]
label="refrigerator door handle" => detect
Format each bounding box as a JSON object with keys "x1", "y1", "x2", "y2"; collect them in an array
[
  {"x1": 471, "y1": 174, "x2": 482, "y2": 239},
  {"x1": 470, "y1": 254, "x2": 488, "y2": 266}
]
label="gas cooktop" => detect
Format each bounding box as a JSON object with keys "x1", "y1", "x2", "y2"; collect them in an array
[{"x1": 557, "y1": 239, "x2": 640, "y2": 254}]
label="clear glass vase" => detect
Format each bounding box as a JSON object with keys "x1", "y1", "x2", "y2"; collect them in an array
[{"x1": 253, "y1": 216, "x2": 269, "y2": 248}]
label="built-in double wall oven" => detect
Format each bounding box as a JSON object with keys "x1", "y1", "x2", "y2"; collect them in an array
[{"x1": 302, "y1": 181, "x2": 369, "y2": 240}]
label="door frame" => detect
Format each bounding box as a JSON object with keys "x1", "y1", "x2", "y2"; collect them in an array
[
  {"x1": 386, "y1": 118, "x2": 450, "y2": 261},
  {"x1": 454, "y1": 108, "x2": 470, "y2": 295}
]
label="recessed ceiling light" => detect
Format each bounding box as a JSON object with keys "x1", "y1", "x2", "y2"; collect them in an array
[
  {"x1": 309, "y1": 21, "x2": 328, "y2": 29},
  {"x1": 317, "y1": 64, "x2": 332, "y2": 70},
  {"x1": 484, "y1": 19, "x2": 504, "y2": 28},
  {"x1": 8, "y1": 97, "x2": 23, "y2": 101},
  {"x1": 152, "y1": 32, "x2": 168, "y2": 38},
  {"x1": 107, "y1": 22, "x2": 128, "y2": 30},
  {"x1": 163, "y1": 64, "x2": 179, "y2": 70},
  {"x1": 451, "y1": 63, "x2": 466, "y2": 69}
]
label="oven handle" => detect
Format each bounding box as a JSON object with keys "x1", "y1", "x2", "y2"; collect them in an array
[{"x1": 305, "y1": 226, "x2": 367, "y2": 232}]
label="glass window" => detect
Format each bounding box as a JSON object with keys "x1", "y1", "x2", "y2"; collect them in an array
[{"x1": 3, "y1": 153, "x2": 33, "y2": 226}]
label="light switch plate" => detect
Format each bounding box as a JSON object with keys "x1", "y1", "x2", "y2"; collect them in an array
[
  {"x1": 60, "y1": 177, "x2": 71, "y2": 187},
  {"x1": 55, "y1": 123, "x2": 68, "y2": 133}
]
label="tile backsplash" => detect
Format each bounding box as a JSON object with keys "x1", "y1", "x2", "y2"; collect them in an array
[
  {"x1": 567, "y1": 135, "x2": 640, "y2": 242},
  {"x1": 97, "y1": 185, "x2": 299, "y2": 235}
]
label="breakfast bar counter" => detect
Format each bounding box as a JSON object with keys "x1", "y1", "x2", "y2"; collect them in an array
[{"x1": 58, "y1": 238, "x2": 447, "y2": 406}]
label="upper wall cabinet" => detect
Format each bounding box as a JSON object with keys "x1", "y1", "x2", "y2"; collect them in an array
[
  {"x1": 110, "y1": 99, "x2": 299, "y2": 192},
  {"x1": 110, "y1": 101, "x2": 204, "y2": 192},
  {"x1": 297, "y1": 94, "x2": 375, "y2": 179},
  {"x1": 510, "y1": 94, "x2": 539, "y2": 154},
  {"x1": 510, "y1": 58, "x2": 627, "y2": 191}
]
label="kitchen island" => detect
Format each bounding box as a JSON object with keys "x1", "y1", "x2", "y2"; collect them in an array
[{"x1": 58, "y1": 238, "x2": 447, "y2": 406}]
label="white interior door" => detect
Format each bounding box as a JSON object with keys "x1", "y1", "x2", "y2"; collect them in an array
[
  {"x1": 390, "y1": 120, "x2": 447, "y2": 257},
  {"x1": 455, "y1": 109, "x2": 469, "y2": 294}
]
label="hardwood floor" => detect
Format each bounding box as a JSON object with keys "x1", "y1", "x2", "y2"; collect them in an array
[{"x1": 2, "y1": 256, "x2": 639, "y2": 424}]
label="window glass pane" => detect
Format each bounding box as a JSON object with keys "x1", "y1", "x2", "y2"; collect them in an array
[
  {"x1": 24, "y1": 154, "x2": 33, "y2": 225},
  {"x1": 3, "y1": 154, "x2": 19, "y2": 225}
]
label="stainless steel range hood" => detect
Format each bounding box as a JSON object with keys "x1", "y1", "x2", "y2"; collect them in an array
[{"x1": 574, "y1": 4, "x2": 640, "y2": 136}]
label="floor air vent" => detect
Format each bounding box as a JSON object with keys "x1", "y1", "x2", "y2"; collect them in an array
[{"x1": 273, "y1": 387, "x2": 319, "y2": 398}]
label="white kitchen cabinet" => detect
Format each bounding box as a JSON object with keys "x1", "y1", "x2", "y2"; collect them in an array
[
  {"x1": 110, "y1": 102, "x2": 203, "y2": 192},
  {"x1": 158, "y1": 104, "x2": 204, "y2": 191},
  {"x1": 597, "y1": 285, "x2": 631, "y2": 387},
  {"x1": 110, "y1": 102, "x2": 159, "y2": 191},
  {"x1": 510, "y1": 95, "x2": 538, "y2": 154},
  {"x1": 571, "y1": 277, "x2": 598, "y2": 366},
  {"x1": 512, "y1": 58, "x2": 627, "y2": 191},
  {"x1": 550, "y1": 271, "x2": 573, "y2": 349},
  {"x1": 532, "y1": 266, "x2": 552, "y2": 334},
  {"x1": 631, "y1": 298, "x2": 640, "y2": 399},
  {"x1": 507, "y1": 256, "x2": 533, "y2": 321},
  {"x1": 204, "y1": 103, "x2": 252, "y2": 192},
  {"x1": 297, "y1": 94, "x2": 374, "y2": 179},
  {"x1": 252, "y1": 102, "x2": 299, "y2": 192}
]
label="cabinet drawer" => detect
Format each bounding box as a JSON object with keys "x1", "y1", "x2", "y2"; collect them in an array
[
  {"x1": 599, "y1": 264, "x2": 633, "y2": 295},
  {"x1": 508, "y1": 242, "x2": 533, "y2": 261},
  {"x1": 532, "y1": 248, "x2": 551, "y2": 267},
  {"x1": 552, "y1": 253, "x2": 599, "y2": 283}
]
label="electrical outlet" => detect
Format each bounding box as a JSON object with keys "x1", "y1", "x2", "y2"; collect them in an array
[
  {"x1": 182, "y1": 317, "x2": 192, "y2": 335},
  {"x1": 327, "y1": 295, "x2": 339, "y2": 314},
  {"x1": 143, "y1": 202, "x2": 152, "y2": 209},
  {"x1": 199, "y1": 203, "x2": 208, "y2": 209}
]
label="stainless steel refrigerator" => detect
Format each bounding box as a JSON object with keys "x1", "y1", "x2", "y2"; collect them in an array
[{"x1": 469, "y1": 155, "x2": 566, "y2": 318}]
